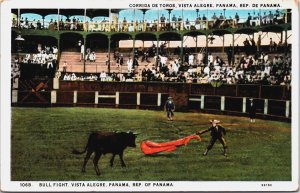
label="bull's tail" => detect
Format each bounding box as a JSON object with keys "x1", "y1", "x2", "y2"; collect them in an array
[{"x1": 72, "y1": 133, "x2": 94, "y2": 155}]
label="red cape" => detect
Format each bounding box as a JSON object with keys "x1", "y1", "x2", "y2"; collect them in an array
[{"x1": 141, "y1": 135, "x2": 201, "y2": 155}]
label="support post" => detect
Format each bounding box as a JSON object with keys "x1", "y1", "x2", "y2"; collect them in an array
[
  {"x1": 137, "y1": 92, "x2": 140, "y2": 106},
  {"x1": 156, "y1": 36, "x2": 159, "y2": 66},
  {"x1": 57, "y1": 37, "x2": 60, "y2": 70},
  {"x1": 115, "y1": 92, "x2": 119, "y2": 105},
  {"x1": 17, "y1": 9, "x2": 20, "y2": 29},
  {"x1": 242, "y1": 97, "x2": 247, "y2": 113},
  {"x1": 221, "y1": 96, "x2": 225, "y2": 111},
  {"x1": 57, "y1": 9, "x2": 60, "y2": 31},
  {"x1": 285, "y1": 100, "x2": 290, "y2": 118},
  {"x1": 42, "y1": 16, "x2": 45, "y2": 29},
  {"x1": 200, "y1": 95, "x2": 205, "y2": 109},
  {"x1": 109, "y1": 9, "x2": 111, "y2": 32},
  {"x1": 222, "y1": 35, "x2": 225, "y2": 53},
  {"x1": 284, "y1": 29, "x2": 288, "y2": 55},
  {"x1": 264, "y1": 99, "x2": 268, "y2": 115},
  {"x1": 12, "y1": 90, "x2": 18, "y2": 103},
  {"x1": 181, "y1": 9, "x2": 184, "y2": 30},
  {"x1": 73, "y1": 91, "x2": 77, "y2": 104},
  {"x1": 195, "y1": 35, "x2": 198, "y2": 53},
  {"x1": 157, "y1": 93, "x2": 161, "y2": 106},
  {"x1": 232, "y1": 33, "x2": 235, "y2": 65},
  {"x1": 95, "y1": 91, "x2": 98, "y2": 104},
  {"x1": 51, "y1": 91, "x2": 57, "y2": 104},
  {"x1": 132, "y1": 37, "x2": 135, "y2": 57},
  {"x1": 108, "y1": 36, "x2": 111, "y2": 73},
  {"x1": 157, "y1": 9, "x2": 160, "y2": 31},
  {"x1": 205, "y1": 34, "x2": 208, "y2": 64},
  {"x1": 83, "y1": 36, "x2": 86, "y2": 73},
  {"x1": 180, "y1": 35, "x2": 184, "y2": 63},
  {"x1": 53, "y1": 78, "x2": 59, "y2": 89}
]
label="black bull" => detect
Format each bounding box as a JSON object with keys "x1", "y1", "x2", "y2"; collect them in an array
[{"x1": 72, "y1": 131, "x2": 137, "y2": 175}]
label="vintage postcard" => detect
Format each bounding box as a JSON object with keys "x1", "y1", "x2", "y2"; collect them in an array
[{"x1": 0, "y1": 0, "x2": 299, "y2": 191}]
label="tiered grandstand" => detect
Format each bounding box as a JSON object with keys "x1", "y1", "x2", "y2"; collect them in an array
[{"x1": 10, "y1": 8, "x2": 292, "y2": 121}]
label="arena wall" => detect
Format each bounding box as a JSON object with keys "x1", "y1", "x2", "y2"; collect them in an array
[{"x1": 11, "y1": 79, "x2": 291, "y2": 122}]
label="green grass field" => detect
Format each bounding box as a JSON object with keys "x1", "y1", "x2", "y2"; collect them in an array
[{"x1": 11, "y1": 107, "x2": 291, "y2": 181}]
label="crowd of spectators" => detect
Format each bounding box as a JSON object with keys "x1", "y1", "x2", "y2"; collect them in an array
[
  {"x1": 59, "y1": 46, "x2": 291, "y2": 86},
  {"x1": 13, "y1": 9, "x2": 287, "y2": 32},
  {"x1": 11, "y1": 60, "x2": 20, "y2": 84},
  {"x1": 17, "y1": 44, "x2": 58, "y2": 69}
]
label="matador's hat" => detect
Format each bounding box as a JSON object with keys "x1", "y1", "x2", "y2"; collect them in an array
[{"x1": 210, "y1": 120, "x2": 220, "y2": 124}]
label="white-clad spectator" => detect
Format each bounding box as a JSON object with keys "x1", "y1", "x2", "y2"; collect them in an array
[
  {"x1": 127, "y1": 57, "x2": 133, "y2": 72},
  {"x1": 41, "y1": 51, "x2": 47, "y2": 65},
  {"x1": 264, "y1": 65, "x2": 271, "y2": 76},
  {"x1": 55, "y1": 71, "x2": 61, "y2": 79},
  {"x1": 172, "y1": 61, "x2": 179, "y2": 74},
  {"x1": 100, "y1": 71, "x2": 107, "y2": 81},
  {"x1": 160, "y1": 55, "x2": 167, "y2": 67},
  {"x1": 208, "y1": 53, "x2": 214, "y2": 65},
  {"x1": 47, "y1": 59, "x2": 53, "y2": 69},
  {"x1": 188, "y1": 54, "x2": 194, "y2": 65},
  {"x1": 63, "y1": 73, "x2": 70, "y2": 80},
  {"x1": 80, "y1": 44, "x2": 85, "y2": 62},
  {"x1": 203, "y1": 65, "x2": 210, "y2": 75},
  {"x1": 37, "y1": 43, "x2": 42, "y2": 53},
  {"x1": 128, "y1": 24, "x2": 134, "y2": 32},
  {"x1": 227, "y1": 67, "x2": 234, "y2": 77},
  {"x1": 52, "y1": 46, "x2": 58, "y2": 54},
  {"x1": 71, "y1": 73, "x2": 77, "y2": 81},
  {"x1": 89, "y1": 52, "x2": 96, "y2": 62}
]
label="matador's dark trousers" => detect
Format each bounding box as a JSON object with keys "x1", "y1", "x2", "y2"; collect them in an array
[{"x1": 207, "y1": 137, "x2": 227, "y2": 151}]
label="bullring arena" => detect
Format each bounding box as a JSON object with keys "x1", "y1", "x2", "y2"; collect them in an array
[{"x1": 10, "y1": 7, "x2": 292, "y2": 181}]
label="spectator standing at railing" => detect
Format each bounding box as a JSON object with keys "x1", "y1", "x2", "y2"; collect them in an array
[
  {"x1": 80, "y1": 44, "x2": 84, "y2": 62},
  {"x1": 63, "y1": 61, "x2": 68, "y2": 73},
  {"x1": 185, "y1": 19, "x2": 190, "y2": 30},
  {"x1": 160, "y1": 14, "x2": 166, "y2": 31},
  {"x1": 248, "y1": 98, "x2": 256, "y2": 123},
  {"x1": 243, "y1": 38, "x2": 251, "y2": 55},
  {"x1": 52, "y1": 46, "x2": 58, "y2": 55},
  {"x1": 234, "y1": 12, "x2": 240, "y2": 26},
  {"x1": 19, "y1": 17, "x2": 24, "y2": 28},
  {"x1": 257, "y1": 34, "x2": 261, "y2": 52},
  {"x1": 37, "y1": 20, "x2": 41, "y2": 29},
  {"x1": 59, "y1": 19, "x2": 64, "y2": 30},
  {"x1": 268, "y1": 11, "x2": 274, "y2": 24},
  {"x1": 122, "y1": 17, "x2": 127, "y2": 32},
  {"x1": 211, "y1": 13, "x2": 217, "y2": 20},
  {"x1": 127, "y1": 57, "x2": 133, "y2": 73},
  {"x1": 12, "y1": 18, "x2": 17, "y2": 28},
  {"x1": 219, "y1": 13, "x2": 224, "y2": 20},
  {"x1": 172, "y1": 14, "x2": 177, "y2": 30},
  {"x1": 25, "y1": 18, "x2": 29, "y2": 28},
  {"x1": 100, "y1": 71, "x2": 107, "y2": 81},
  {"x1": 250, "y1": 39, "x2": 256, "y2": 54},
  {"x1": 177, "y1": 16, "x2": 182, "y2": 30},
  {"x1": 269, "y1": 38, "x2": 274, "y2": 52},
  {"x1": 226, "y1": 45, "x2": 233, "y2": 66},
  {"x1": 246, "y1": 13, "x2": 252, "y2": 27},
  {"x1": 188, "y1": 53, "x2": 194, "y2": 65},
  {"x1": 53, "y1": 20, "x2": 58, "y2": 30},
  {"x1": 261, "y1": 12, "x2": 267, "y2": 25}
]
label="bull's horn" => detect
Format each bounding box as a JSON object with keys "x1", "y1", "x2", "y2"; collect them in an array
[{"x1": 133, "y1": 132, "x2": 140, "y2": 135}]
